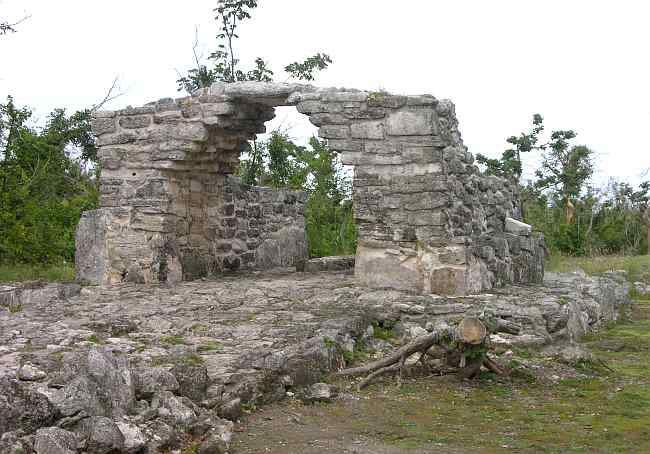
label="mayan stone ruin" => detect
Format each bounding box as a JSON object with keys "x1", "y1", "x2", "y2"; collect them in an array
[
  {"x1": 78, "y1": 81, "x2": 545, "y2": 295},
  {"x1": 0, "y1": 82, "x2": 636, "y2": 454}
]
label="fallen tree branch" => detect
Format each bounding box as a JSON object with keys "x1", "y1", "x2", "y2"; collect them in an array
[
  {"x1": 484, "y1": 356, "x2": 509, "y2": 376},
  {"x1": 358, "y1": 363, "x2": 401, "y2": 390},
  {"x1": 493, "y1": 318, "x2": 522, "y2": 335},
  {"x1": 338, "y1": 322, "x2": 454, "y2": 377},
  {"x1": 339, "y1": 317, "x2": 511, "y2": 387}
]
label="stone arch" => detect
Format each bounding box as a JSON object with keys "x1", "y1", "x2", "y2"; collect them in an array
[{"x1": 77, "y1": 81, "x2": 544, "y2": 295}]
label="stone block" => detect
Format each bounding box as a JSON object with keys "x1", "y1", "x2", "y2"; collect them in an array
[
  {"x1": 172, "y1": 123, "x2": 208, "y2": 141},
  {"x1": 94, "y1": 110, "x2": 116, "y2": 118},
  {"x1": 201, "y1": 103, "x2": 235, "y2": 117},
  {"x1": 355, "y1": 243, "x2": 422, "y2": 293},
  {"x1": 340, "y1": 152, "x2": 362, "y2": 166},
  {"x1": 406, "y1": 95, "x2": 438, "y2": 106},
  {"x1": 318, "y1": 125, "x2": 349, "y2": 139},
  {"x1": 75, "y1": 209, "x2": 111, "y2": 285},
  {"x1": 504, "y1": 233, "x2": 521, "y2": 254},
  {"x1": 429, "y1": 266, "x2": 467, "y2": 296},
  {"x1": 97, "y1": 132, "x2": 138, "y2": 146},
  {"x1": 154, "y1": 110, "x2": 183, "y2": 124},
  {"x1": 364, "y1": 141, "x2": 399, "y2": 155},
  {"x1": 118, "y1": 105, "x2": 156, "y2": 116},
  {"x1": 342, "y1": 106, "x2": 386, "y2": 120},
  {"x1": 402, "y1": 192, "x2": 447, "y2": 211},
  {"x1": 505, "y1": 217, "x2": 532, "y2": 235},
  {"x1": 355, "y1": 153, "x2": 404, "y2": 166},
  {"x1": 407, "y1": 211, "x2": 445, "y2": 226},
  {"x1": 365, "y1": 162, "x2": 442, "y2": 178},
  {"x1": 439, "y1": 246, "x2": 467, "y2": 265},
  {"x1": 350, "y1": 121, "x2": 384, "y2": 139},
  {"x1": 301, "y1": 256, "x2": 355, "y2": 272},
  {"x1": 387, "y1": 110, "x2": 438, "y2": 136},
  {"x1": 309, "y1": 113, "x2": 350, "y2": 126},
  {"x1": 367, "y1": 94, "x2": 407, "y2": 109},
  {"x1": 322, "y1": 91, "x2": 369, "y2": 102},
  {"x1": 327, "y1": 139, "x2": 363, "y2": 152},
  {"x1": 402, "y1": 146, "x2": 442, "y2": 163},
  {"x1": 296, "y1": 100, "x2": 327, "y2": 114},
  {"x1": 92, "y1": 117, "x2": 117, "y2": 135},
  {"x1": 119, "y1": 115, "x2": 152, "y2": 129}
]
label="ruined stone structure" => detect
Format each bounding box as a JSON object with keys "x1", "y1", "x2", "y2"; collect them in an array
[{"x1": 78, "y1": 81, "x2": 544, "y2": 294}]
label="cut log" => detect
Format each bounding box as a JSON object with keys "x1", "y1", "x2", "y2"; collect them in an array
[{"x1": 456, "y1": 317, "x2": 487, "y2": 345}]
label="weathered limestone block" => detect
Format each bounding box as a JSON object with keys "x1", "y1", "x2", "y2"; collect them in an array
[
  {"x1": 255, "y1": 226, "x2": 308, "y2": 269},
  {"x1": 505, "y1": 217, "x2": 533, "y2": 235},
  {"x1": 386, "y1": 110, "x2": 437, "y2": 136},
  {"x1": 298, "y1": 255, "x2": 355, "y2": 273},
  {"x1": 350, "y1": 120, "x2": 385, "y2": 139},
  {"x1": 76, "y1": 209, "x2": 111, "y2": 285}
]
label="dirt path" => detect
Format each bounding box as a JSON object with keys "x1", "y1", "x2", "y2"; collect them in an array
[{"x1": 232, "y1": 298, "x2": 650, "y2": 453}]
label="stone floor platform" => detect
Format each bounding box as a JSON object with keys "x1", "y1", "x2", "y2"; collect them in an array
[{"x1": 0, "y1": 269, "x2": 632, "y2": 453}]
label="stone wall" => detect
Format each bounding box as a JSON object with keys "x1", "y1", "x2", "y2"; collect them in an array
[
  {"x1": 80, "y1": 81, "x2": 543, "y2": 293},
  {"x1": 78, "y1": 90, "x2": 308, "y2": 284},
  {"x1": 292, "y1": 86, "x2": 545, "y2": 295}
]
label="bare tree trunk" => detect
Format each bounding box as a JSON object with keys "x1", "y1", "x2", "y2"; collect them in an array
[{"x1": 644, "y1": 208, "x2": 650, "y2": 255}]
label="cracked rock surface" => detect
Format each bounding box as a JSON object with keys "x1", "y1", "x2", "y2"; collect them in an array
[{"x1": 0, "y1": 268, "x2": 631, "y2": 453}]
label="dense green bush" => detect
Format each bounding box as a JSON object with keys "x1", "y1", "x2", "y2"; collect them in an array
[
  {"x1": 523, "y1": 181, "x2": 648, "y2": 256},
  {"x1": 239, "y1": 132, "x2": 357, "y2": 257},
  {"x1": 478, "y1": 113, "x2": 649, "y2": 257},
  {"x1": 0, "y1": 97, "x2": 98, "y2": 264}
]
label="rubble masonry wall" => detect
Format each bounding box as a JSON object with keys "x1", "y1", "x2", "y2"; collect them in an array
[{"x1": 78, "y1": 82, "x2": 544, "y2": 294}]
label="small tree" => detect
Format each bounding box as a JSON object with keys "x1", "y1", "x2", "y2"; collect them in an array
[
  {"x1": 535, "y1": 131, "x2": 594, "y2": 203},
  {"x1": 284, "y1": 53, "x2": 333, "y2": 81},
  {"x1": 476, "y1": 113, "x2": 544, "y2": 181},
  {"x1": 0, "y1": 15, "x2": 29, "y2": 35},
  {"x1": 176, "y1": 1, "x2": 331, "y2": 92}
]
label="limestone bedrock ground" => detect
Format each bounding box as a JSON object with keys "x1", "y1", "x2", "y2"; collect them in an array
[
  {"x1": 0, "y1": 268, "x2": 631, "y2": 452},
  {"x1": 0, "y1": 269, "x2": 630, "y2": 383}
]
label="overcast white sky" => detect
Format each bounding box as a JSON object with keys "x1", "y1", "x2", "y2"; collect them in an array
[{"x1": 1, "y1": 0, "x2": 648, "y2": 187}]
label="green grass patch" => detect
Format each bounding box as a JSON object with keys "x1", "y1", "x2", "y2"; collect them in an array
[
  {"x1": 181, "y1": 441, "x2": 200, "y2": 454},
  {"x1": 8, "y1": 303, "x2": 23, "y2": 314},
  {"x1": 546, "y1": 254, "x2": 650, "y2": 283},
  {"x1": 197, "y1": 340, "x2": 223, "y2": 352},
  {"x1": 87, "y1": 334, "x2": 103, "y2": 344},
  {"x1": 183, "y1": 353, "x2": 205, "y2": 366},
  {"x1": 0, "y1": 262, "x2": 75, "y2": 283},
  {"x1": 372, "y1": 322, "x2": 394, "y2": 341},
  {"x1": 160, "y1": 335, "x2": 186, "y2": 346},
  {"x1": 323, "y1": 336, "x2": 338, "y2": 349}
]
